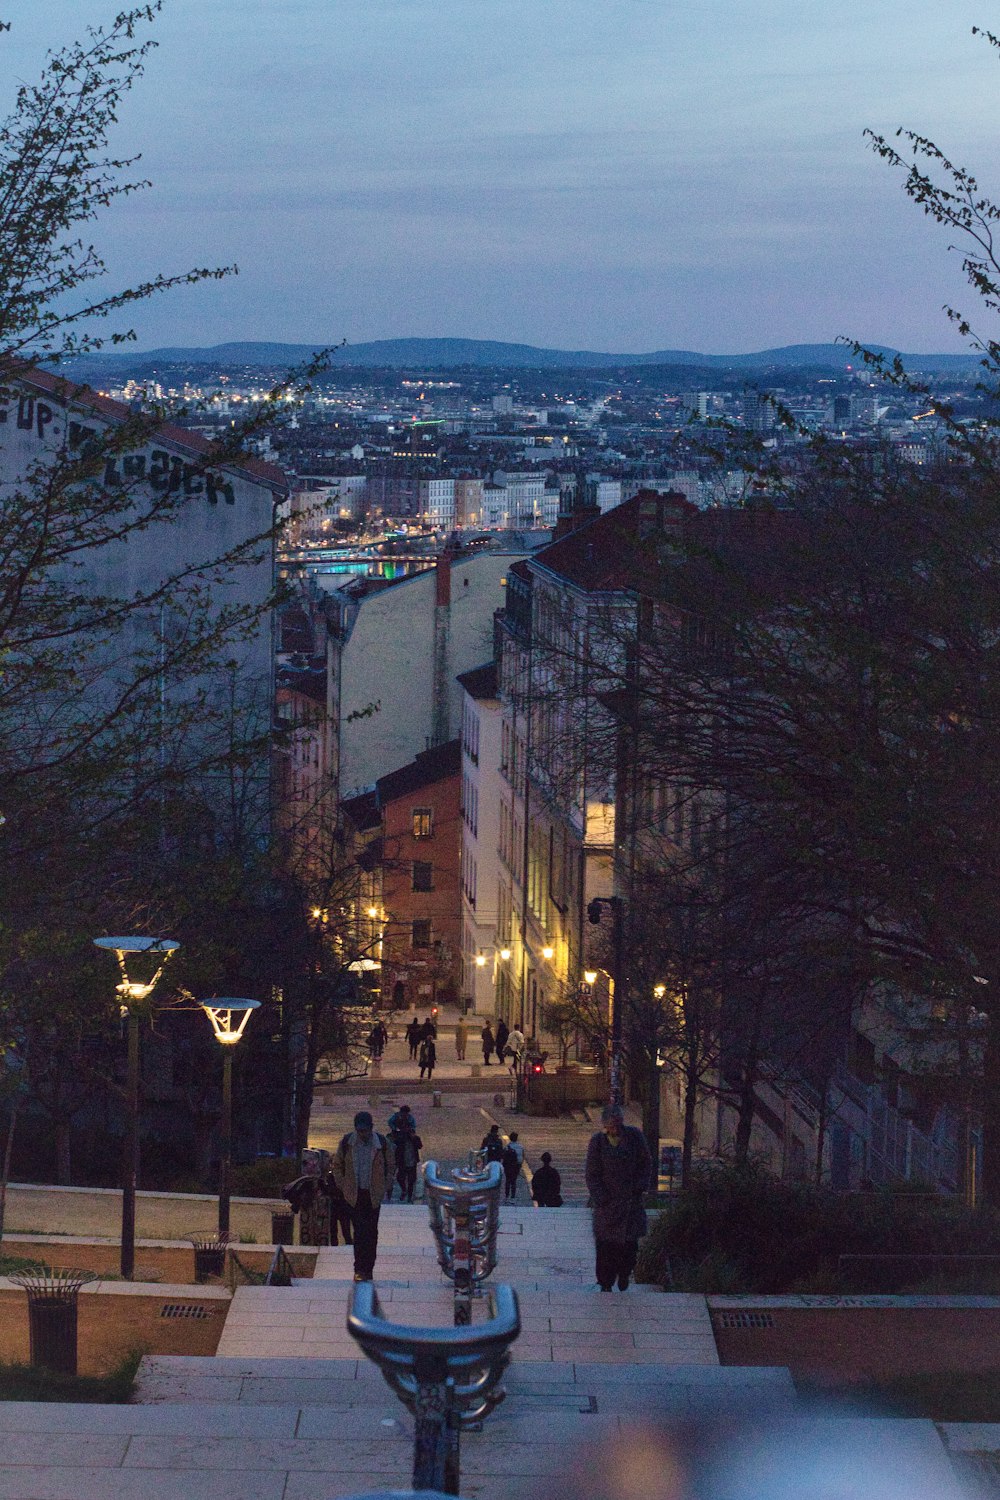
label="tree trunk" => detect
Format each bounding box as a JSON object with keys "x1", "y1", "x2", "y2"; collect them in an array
[
  {"x1": 55, "y1": 1118, "x2": 71, "y2": 1186},
  {"x1": 733, "y1": 1048, "x2": 760, "y2": 1166},
  {"x1": 681, "y1": 1036, "x2": 701, "y2": 1185},
  {"x1": 642, "y1": 1057, "x2": 661, "y2": 1179},
  {"x1": 0, "y1": 1091, "x2": 22, "y2": 1243},
  {"x1": 980, "y1": 1016, "x2": 1000, "y2": 1209}
]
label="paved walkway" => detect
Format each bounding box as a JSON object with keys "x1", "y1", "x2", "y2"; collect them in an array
[{"x1": 0, "y1": 1046, "x2": 989, "y2": 1498}]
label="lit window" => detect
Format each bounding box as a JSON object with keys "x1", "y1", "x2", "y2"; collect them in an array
[{"x1": 412, "y1": 807, "x2": 433, "y2": 838}]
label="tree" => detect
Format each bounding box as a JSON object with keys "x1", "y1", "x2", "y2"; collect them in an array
[{"x1": 0, "y1": 7, "x2": 327, "y2": 1187}]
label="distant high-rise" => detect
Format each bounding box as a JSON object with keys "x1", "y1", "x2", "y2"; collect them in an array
[{"x1": 746, "y1": 391, "x2": 777, "y2": 434}]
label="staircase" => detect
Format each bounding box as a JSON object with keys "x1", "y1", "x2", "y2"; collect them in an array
[{"x1": 0, "y1": 1203, "x2": 976, "y2": 1499}]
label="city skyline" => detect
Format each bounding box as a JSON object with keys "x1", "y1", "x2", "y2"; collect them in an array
[{"x1": 4, "y1": 1, "x2": 997, "y2": 355}]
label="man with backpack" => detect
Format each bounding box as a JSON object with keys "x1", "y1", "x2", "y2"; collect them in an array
[
  {"x1": 332, "y1": 1110, "x2": 391, "y2": 1281},
  {"x1": 501, "y1": 1131, "x2": 524, "y2": 1201},
  {"x1": 480, "y1": 1123, "x2": 504, "y2": 1164}
]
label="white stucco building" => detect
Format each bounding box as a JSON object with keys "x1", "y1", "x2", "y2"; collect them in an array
[{"x1": 457, "y1": 662, "x2": 504, "y2": 1016}]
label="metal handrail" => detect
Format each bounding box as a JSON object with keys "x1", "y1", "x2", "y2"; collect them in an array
[
  {"x1": 424, "y1": 1159, "x2": 502, "y2": 1325},
  {"x1": 264, "y1": 1244, "x2": 294, "y2": 1286},
  {"x1": 423, "y1": 1159, "x2": 502, "y2": 1298},
  {"x1": 347, "y1": 1279, "x2": 520, "y2": 1494}
]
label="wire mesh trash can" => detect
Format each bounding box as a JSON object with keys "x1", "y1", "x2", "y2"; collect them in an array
[
  {"x1": 189, "y1": 1233, "x2": 231, "y2": 1281},
  {"x1": 14, "y1": 1269, "x2": 91, "y2": 1375},
  {"x1": 271, "y1": 1211, "x2": 295, "y2": 1245}
]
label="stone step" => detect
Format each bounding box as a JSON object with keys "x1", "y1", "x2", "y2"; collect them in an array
[
  {"x1": 0, "y1": 1406, "x2": 968, "y2": 1500},
  {"x1": 134, "y1": 1352, "x2": 794, "y2": 1414},
  {"x1": 214, "y1": 1281, "x2": 717, "y2": 1363}
]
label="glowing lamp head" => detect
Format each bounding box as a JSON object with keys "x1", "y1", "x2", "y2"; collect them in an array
[
  {"x1": 200, "y1": 998, "x2": 260, "y2": 1045},
  {"x1": 367, "y1": 906, "x2": 379, "y2": 919},
  {"x1": 94, "y1": 937, "x2": 179, "y2": 1011},
  {"x1": 499, "y1": 948, "x2": 511, "y2": 962},
  {"x1": 542, "y1": 946, "x2": 554, "y2": 960},
  {"x1": 584, "y1": 970, "x2": 598, "y2": 986},
  {"x1": 475, "y1": 954, "x2": 487, "y2": 968}
]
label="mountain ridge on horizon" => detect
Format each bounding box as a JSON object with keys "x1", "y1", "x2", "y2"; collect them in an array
[{"x1": 67, "y1": 336, "x2": 978, "y2": 373}]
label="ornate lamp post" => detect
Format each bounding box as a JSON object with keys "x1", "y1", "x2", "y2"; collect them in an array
[
  {"x1": 587, "y1": 897, "x2": 626, "y2": 1107},
  {"x1": 93, "y1": 936, "x2": 179, "y2": 1279},
  {"x1": 199, "y1": 999, "x2": 260, "y2": 1236}
]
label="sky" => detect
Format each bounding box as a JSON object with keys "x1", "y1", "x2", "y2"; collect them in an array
[{"x1": 4, "y1": 1, "x2": 999, "y2": 354}]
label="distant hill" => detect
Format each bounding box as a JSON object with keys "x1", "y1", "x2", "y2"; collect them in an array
[{"x1": 65, "y1": 337, "x2": 978, "y2": 374}]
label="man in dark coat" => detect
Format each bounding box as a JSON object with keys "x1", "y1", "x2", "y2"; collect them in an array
[
  {"x1": 494, "y1": 1017, "x2": 510, "y2": 1065},
  {"x1": 481, "y1": 1022, "x2": 495, "y2": 1066},
  {"x1": 584, "y1": 1103, "x2": 652, "y2": 1291},
  {"x1": 531, "y1": 1152, "x2": 562, "y2": 1207}
]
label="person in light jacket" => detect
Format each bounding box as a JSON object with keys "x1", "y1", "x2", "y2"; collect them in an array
[
  {"x1": 584, "y1": 1104, "x2": 652, "y2": 1291},
  {"x1": 332, "y1": 1110, "x2": 391, "y2": 1281}
]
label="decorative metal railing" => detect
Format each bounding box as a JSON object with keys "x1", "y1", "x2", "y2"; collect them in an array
[
  {"x1": 347, "y1": 1279, "x2": 520, "y2": 1494},
  {"x1": 423, "y1": 1159, "x2": 502, "y2": 1325}
]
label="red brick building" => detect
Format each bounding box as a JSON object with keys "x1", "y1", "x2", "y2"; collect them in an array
[{"x1": 377, "y1": 740, "x2": 462, "y2": 1009}]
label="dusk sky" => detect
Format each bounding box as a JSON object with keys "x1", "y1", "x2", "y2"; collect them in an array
[{"x1": 6, "y1": 1, "x2": 999, "y2": 354}]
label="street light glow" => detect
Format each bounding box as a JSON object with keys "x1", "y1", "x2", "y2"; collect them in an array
[
  {"x1": 584, "y1": 970, "x2": 597, "y2": 985},
  {"x1": 499, "y1": 948, "x2": 511, "y2": 961},
  {"x1": 201, "y1": 997, "x2": 261, "y2": 1045},
  {"x1": 542, "y1": 946, "x2": 554, "y2": 960}
]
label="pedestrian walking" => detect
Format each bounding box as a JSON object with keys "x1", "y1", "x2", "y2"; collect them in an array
[
  {"x1": 481, "y1": 1123, "x2": 504, "y2": 1164},
  {"x1": 531, "y1": 1152, "x2": 563, "y2": 1208},
  {"x1": 332, "y1": 1109, "x2": 391, "y2": 1282},
  {"x1": 406, "y1": 1016, "x2": 421, "y2": 1061},
  {"x1": 455, "y1": 1015, "x2": 468, "y2": 1060},
  {"x1": 494, "y1": 1017, "x2": 510, "y2": 1066},
  {"x1": 501, "y1": 1131, "x2": 524, "y2": 1200},
  {"x1": 507, "y1": 1026, "x2": 526, "y2": 1068},
  {"x1": 418, "y1": 1034, "x2": 436, "y2": 1080},
  {"x1": 368, "y1": 1019, "x2": 387, "y2": 1060},
  {"x1": 385, "y1": 1104, "x2": 417, "y2": 1200},
  {"x1": 325, "y1": 1170, "x2": 354, "y2": 1245},
  {"x1": 584, "y1": 1104, "x2": 652, "y2": 1292},
  {"x1": 388, "y1": 1102, "x2": 416, "y2": 1136},
  {"x1": 421, "y1": 1014, "x2": 437, "y2": 1043},
  {"x1": 481, "y1": 1022, "x2": 495, "y2": 1066},
  {"x1": 394, "y1": 1123, "x2": 423, "y2": 1203}
]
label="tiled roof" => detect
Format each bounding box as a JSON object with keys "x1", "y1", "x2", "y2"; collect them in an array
[
  {"x1": 376, "y1": 739, "x2": 461, "y2": 805},
  {"x1": 530, "y1": 488, "x2": 693, "y2": 593},
  {"x1": 456, "y1": 661, "x2": 498, "y2": 699}
]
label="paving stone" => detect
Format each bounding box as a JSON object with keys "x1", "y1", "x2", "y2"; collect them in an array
[
  {"x1": 0, "y1": 1472, "x2": 288, "y2": 1500},
  {"x1": 0, "y1": 1404, "x2": 298, "y2": 1437}
]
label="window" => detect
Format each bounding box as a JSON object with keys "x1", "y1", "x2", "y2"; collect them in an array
[
  {"x1": 412, "y1": 919, "x2": 432, "y2": 948},
  {"x1": 412, "y1": 807, "x2": 433, "y2": 838},
  {"x1": 412, "y1": 860, "x2": 434, "y2": 892}
]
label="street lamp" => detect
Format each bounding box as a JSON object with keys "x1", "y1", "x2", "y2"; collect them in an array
[
  {"x1": 587, "y1": 897, "x2": 625, "y2": 1107},
  {"x1": 93, "y1": 936, "x2": 179, "y2": 1279},
  {"x1": 541, "y1": 946, "x2": 554, "y2": 961},
  {"x1": 199, "y1": 999, "x2": 260, "y2": 1236},
  {"x1": 475, "y1": 954, "x2": 487, "y2": 968},
  {"x1": 499, "y1": 948, "x2": 511, "y2": 962},
  {"x1": 583, "y1": 970, "x2": 597, "y2": 986}
]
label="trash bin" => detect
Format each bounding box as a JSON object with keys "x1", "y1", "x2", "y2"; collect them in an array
[
  {"x1": 271, "y1": 1211, "x2": 295, "y2": 1245},
  {"x1": 432, "y1": 1090, "x2": 443, "y2": 1108},
  {"x1": 189, "y1": 1235, "x2": 229, "y2": 1282},
  {"x1": 14, "y1": 1269, "x2": 89, "y2": 1376}
]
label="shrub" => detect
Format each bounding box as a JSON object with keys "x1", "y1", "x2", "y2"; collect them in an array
[{"x1": 636, "y1": 1162, "x2": 1000, "y2": 1293}]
